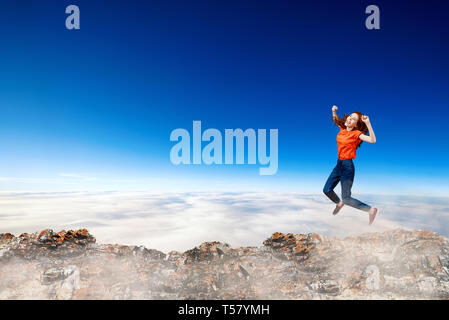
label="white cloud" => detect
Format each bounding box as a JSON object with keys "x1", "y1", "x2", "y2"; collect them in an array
[
  {"x1": 0, "y1": 191, "x2": 448, "y2": 253},
  {"x1": 58, "y1": 173, "x2": 98, "y2": 181}
]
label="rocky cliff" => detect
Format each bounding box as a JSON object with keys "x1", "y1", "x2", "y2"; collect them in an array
[{"x1": 1, "y1": 228, "x2": 449, "y2": 299}]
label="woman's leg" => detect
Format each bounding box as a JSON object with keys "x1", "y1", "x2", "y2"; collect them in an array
[
  {"x1": 323, "y1": 165, "x2": 341, "y2": 204},
  {"x1": 340, "y1": 162, "x2": 371, "y2": 212},
  {"x1": 340, "y1": 160, "x2": 378, "y2": 224},
  {"x1": 340, "y1": 179, "x2": 371, "y2": 212}
]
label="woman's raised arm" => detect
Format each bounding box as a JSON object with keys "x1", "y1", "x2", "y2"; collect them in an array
[
  {"x1": 332, "y1": 105, "x2": 338, "y2": 119},
  {"x1": 359, "y1": 115, "x2": 376, "y2": 143}
]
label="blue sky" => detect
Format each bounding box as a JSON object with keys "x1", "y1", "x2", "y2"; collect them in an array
[{"x1": 0, "y1": 0, "x2": 448, "y2": 195}]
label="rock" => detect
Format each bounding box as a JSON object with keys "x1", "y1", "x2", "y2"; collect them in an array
[
  {"x1": 0, "y1": 233, "x2": 15, "y2": 242},
  {"x1": 0, "y1": 228, "x2": 449, "y2": 299},
  {"x1": 238, "y1": 265, "x2": 250, "y2": 279}
]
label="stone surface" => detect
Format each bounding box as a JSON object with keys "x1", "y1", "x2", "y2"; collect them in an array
[{"x1": 1, "y1": 228, "x2": 449, "y2": 299}]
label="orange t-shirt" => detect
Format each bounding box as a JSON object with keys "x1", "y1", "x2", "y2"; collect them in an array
[{"x1": 337, "y1": 127, "x2": 362, "y2": 160}]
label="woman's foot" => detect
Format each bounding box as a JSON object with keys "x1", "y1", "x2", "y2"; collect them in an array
[
  {"x1": 369, "y1": 208, "x2": 378, "y2": 225},
  {"x1": 333, "y1": 201, "x2": 344, "y2": 215}
]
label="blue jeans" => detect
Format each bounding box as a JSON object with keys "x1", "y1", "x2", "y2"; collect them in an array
[{"x1": 323, "y1": 159, "x2": 371, "y2": 212}]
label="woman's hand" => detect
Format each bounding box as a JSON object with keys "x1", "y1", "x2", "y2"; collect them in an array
[
  {"x1": 361, "y1": 115, "x2": 370, "y2": 124},
  {"x1": 332, "y1": 105, "x2": 338, "y2": 112}
]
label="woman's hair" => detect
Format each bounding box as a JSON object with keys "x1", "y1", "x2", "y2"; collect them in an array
[{"x1": 332, "y1": 111, "x2": 368, "y2": 148}]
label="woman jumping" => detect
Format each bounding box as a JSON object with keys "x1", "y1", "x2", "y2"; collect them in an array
[{"x1": 323, "y1": 105, "x2": 378, "y2": 225}]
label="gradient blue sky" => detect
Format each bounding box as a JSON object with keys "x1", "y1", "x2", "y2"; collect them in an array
[{"x1": 1, "y1": 0, "x2": 448, "y2": 195}]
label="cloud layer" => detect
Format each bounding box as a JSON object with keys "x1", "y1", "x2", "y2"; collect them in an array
[{"x1": 1, "y1": 191, "x2": 448, "y2": 253}]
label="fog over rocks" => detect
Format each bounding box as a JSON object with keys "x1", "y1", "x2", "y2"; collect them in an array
[{"x1": 1, "y1": 228, "x2": 449, "y2": 299}]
